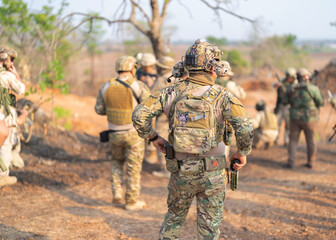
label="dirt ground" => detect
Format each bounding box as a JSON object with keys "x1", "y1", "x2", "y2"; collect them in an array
[{"x1": 0, "y1": 85, "x2": 335, "y2": 240}]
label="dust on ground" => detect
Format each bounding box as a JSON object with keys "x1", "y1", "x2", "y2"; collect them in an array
[{"x1": 1, "y1": 75, "x2": 336, "y2": 240}]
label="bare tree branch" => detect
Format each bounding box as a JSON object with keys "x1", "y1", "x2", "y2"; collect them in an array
[
  {"x1": 199, "y1": 0, "x2": 255, "y2": 23},
  {"x1": 130, "y1": 0, "x2": 151, "y2": 25},
  {"x1": 161, "y1": 0, "x2": 171, "y2": 19},
  {"x1": 150, "y1": 0, "x2": 160, "y2": 23},
  {"x1": 177, "y1": 0, "x2": 193, "y2": 19}
]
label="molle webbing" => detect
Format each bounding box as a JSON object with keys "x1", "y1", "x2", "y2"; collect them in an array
[
  {"x1": 105, "y1": 78, "x2": 135, "y2": 125},
  {"x1": 263, "y1": 110, "x2": 277, "y2": 130}
]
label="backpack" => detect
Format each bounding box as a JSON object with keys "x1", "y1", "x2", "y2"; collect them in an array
[{"x1": 169, "y1": 84, "x2": 224, "y2": 154}]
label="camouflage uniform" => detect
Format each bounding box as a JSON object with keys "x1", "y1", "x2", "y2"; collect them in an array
[
  {"x1": 274, "y1": 68, "x2": 297, "y2": 145},
  {"x1": 283, "y1": 68, "x2": 324, "y2": 168},
  {"x1": 151, "y1": 57, "x2": 175, "y2": 175},
  {"x1": 95, "y1": 56, "x2": 150, "y2": 206},
  {"x1": 0, "y1": 62, "x2": 25, "y2": 179}
]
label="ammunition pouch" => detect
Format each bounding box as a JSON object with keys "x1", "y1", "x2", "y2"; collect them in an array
[{"x1": 166, "y1": 155, "x2": 226, "y2": 174}]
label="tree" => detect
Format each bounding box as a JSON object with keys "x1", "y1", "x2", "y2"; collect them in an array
[
  {"x1": 206, "y1": 36, "x2": 228, "y2": 46},
  {"x1": 64, "y1": 0, "x2": 256, "y2": 59},
  {"x1": 250, "y1": 34, "x2": 308, "y2": 71}
]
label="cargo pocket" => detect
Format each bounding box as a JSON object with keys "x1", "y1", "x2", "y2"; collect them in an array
[
  {"x1": 179, "y1": 158, "x2": 204, "y2": 175},
  {"x1": 204, "y1": 172, "x2": 227, "y2": 197}
]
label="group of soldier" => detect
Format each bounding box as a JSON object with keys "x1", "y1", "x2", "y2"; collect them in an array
[
  {"x1": 255, "y1": 67, "x2": 324, "y2": 169},
  {"x1": 0, "y1": 39, "x2": 329, "y2": 239},
  {"x1": 0, "y1": 46, "x2": 28, "y2": 188}
]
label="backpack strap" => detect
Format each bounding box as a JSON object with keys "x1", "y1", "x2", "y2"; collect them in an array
[{"x1": 113, "y1": 78, "x2": 141, "y2": 104}]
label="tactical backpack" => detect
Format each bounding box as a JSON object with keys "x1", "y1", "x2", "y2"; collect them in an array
[
  {"x1": 262, "y1": 110, "x2": 278, "y2": 131},
  {"x1": 169, "y1": 84, "x2": 224, "y2": 154},
  {"x1": 105, "y1": 78, "x2": 139, "y2": 125}
]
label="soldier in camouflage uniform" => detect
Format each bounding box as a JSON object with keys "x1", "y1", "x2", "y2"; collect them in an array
[
  {"x1": 0, "y1": 47, "x2": 26, "y2": 188},
  {"x1": 283, "y1": 68, "x2": 324, "y2": 169},
  {"x1": 274, "y1": 68, "x2": 297, "y2": 146},
  {"x1": 136, "y1": 53, "x2": 158, "y2": 90},
  {"x1": 95, "y1": 56, "x2": 150, "y2": 210},
  {"x1": 151, "y1": 56, "x2": 175, "y2": 178},
  {"x1": 251, "y1": 100, "x2": 278, "y2": 149},
  {"x1": 132, "y1": 39, "x2": 253, "y2": 239},
  {"x1": 215, "y1": 62, "x2": 246, "y2": 100}
]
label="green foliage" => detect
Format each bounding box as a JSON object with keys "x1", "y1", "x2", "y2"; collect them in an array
[
  {"x1": 53, "y1": 106, "x2": 71, "y2": 119},
  {"x1": 222, "y1": 49, "x2": 248, "y2": 74},
  {"x1": 40, "y1": 60, "x2": 69, "y2": 94},
  {"x1": 250, "y1": 34, "x2": 308, "y2": 71},
  {"x1": 206, "y1": 36, "x2": 228, "y2": 46},
  {"x1": 0, "y1": 0, "x2": 76, "y2": 93},
  {"x1": 63, "y1": 121, "x2": 73, "y2": 130}
]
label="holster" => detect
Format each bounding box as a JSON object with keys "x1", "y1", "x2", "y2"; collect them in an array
[{"x1": 99, "y1": 130, "x2": 112, "y2": 142}]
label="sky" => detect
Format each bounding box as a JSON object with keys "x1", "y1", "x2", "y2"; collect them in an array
[{"x1": 27, "y1": 0, "x2": 336, "y2": 42}]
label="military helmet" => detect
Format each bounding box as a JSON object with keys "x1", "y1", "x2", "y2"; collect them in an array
[
  {"x1": 139, "y1": 53, "x2": 156, "y2": 67},
  {"x1": 297, "y1": 68, "x2": 311, "y2": 77},
  {"x1": 285, "y1": 67, "x2": 296, "y2": 78},
  {"x1": 184, "y1": 39, "x2": 222, "y2": 72},
  {"x1": 216, "y1": 60, "x2": 231, "y2": 76},
  {"x1": 255, "y1": 100, "x2": 266, "y2": 111},
  {"x1": 115, "y1": 56, "x2": 137, "y2": 72},
  {"x1": 0, "y1": 46, "x2": 17, "y2": 61},
  {"x1": 157, "y1": 56, "x2": 174, "y2": 70}
]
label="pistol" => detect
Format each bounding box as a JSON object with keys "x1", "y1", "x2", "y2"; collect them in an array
[
  {"x1": 165, "y1": 142, "x2": 175, "y2": 159},
  {"x1": 230, "y1": 159, "x2": 240, "y2": 191}
]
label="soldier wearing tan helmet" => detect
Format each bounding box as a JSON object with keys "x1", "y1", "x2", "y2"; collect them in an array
[
  {"x1": 215, "y1": 61, "x2": 246, "y2": 100},
  {"x1": 0, "y1": 46, "x2": 27, "y2": 188},
  {"x1": 149, "y1": 56, "x2": 175, "y2": 178},
  {"x1": 136, "y1": 53, "x2": 158, "y2": 89},
  {"x1": 251, "y1": 100, "x2": 278, "y2": 149},
  {"x1": 132, "y1": 39, "x2": 253, "y2": 239},
  {"x1": 274, "y1": 67, "x2": 297, "y2": 146},
  {"x1": 282, "y1": 68, "x2": 324, "y2": 169},
  {"x1": 95, "y1": 56, "x2": 150, "y2": 210}
]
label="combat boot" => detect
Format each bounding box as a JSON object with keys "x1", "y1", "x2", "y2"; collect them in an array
[
  {"x1": 0, "y1": 176, "x2": 17, "y2": 188},
  {"x1": 125, "y1": 200, "x2": 146, "y2": 210}
]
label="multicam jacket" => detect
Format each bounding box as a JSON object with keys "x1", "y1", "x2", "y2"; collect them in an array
[
  {"x1": 0, "y1": 66, "x2": 25, "y2": 120},
  {"x1": 283, "y1": 81, "x2": 324, "y2": 122},
  {"x1": 132, "y1": 79, "x2": 253, "y2": 156}
]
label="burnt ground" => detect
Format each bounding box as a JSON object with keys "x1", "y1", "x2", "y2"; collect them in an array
[{"x1": 0, "y1": 125, "x2": 335, "y2": 240}]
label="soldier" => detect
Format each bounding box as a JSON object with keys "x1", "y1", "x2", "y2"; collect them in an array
[
  {"x1": 273, "y1": 68, "x2": 297, "y2": 146},
  {"x1": 251, "y1": 100, "x2": 278, "y2": 149},
  {"x1": 132, "y1": 39, "x2": 253, "y2": 239},
  {"x1": 283, "y1": 68, "x2": 324, "y2": 169},
  {"x1": 136, "y1": 53, "x2": 158, "y2": 89},
  {"x1": 95, "y1": 56, "x2": 150, "y2": 210},
  {"x1": 150, "y1": 56, "x2": 175, "y2": 178},
  {"x1": 215, "y1": 62, "x2": 246, "y2": 100},
  {"x1": 0, "y1": 47, "x2": 26, "y2": 187}
]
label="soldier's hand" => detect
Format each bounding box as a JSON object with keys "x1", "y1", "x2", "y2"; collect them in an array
[
  {"x1": 153, "y1": 135, "x2": 168, "y2": 154},
  {"x1": 229, "y1": 151, "x2": 247, "y2": 171}
]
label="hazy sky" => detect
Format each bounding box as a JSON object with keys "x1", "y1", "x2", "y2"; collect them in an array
[{"x1": 28, "y1": 0, "x2": 336, "y2": 42}]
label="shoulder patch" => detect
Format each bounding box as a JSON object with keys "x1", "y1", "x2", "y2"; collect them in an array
[
  {"x1": 142, "y1": 91, "x2": 161, "y2": 108},
  {"x1": 229, "y1": 96, "x2": 246, "y2": 117}
]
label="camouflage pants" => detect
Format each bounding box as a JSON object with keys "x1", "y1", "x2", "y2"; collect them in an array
[
  {"x1": 288, "y1": 119, "x2": 317, "y2": 166},
  {"x1": 156, "y1": 114, "x2": 169, "y2": 171},
  {"x1": 160, "y1": 169, "x2": 227, "y2": 240},
  {"x1": 276, "y1": 104, "x2": 290, "y2": 145},
  {"x1": 109, "y1": 130, "x2": 145, "y2": 204}
]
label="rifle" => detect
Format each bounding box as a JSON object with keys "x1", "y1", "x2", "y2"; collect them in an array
[{"x1": 329, "y1": 125, "x2": 336, "y2": 142}]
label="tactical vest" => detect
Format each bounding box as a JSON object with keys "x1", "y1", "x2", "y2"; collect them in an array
[
  {"x1": 262, "y1": 110, "x2": 278, "y2": 131},
  {"x1": 0, "y1": 67, "x2": 12, "y2": 117},
  {"x1": 105, "y1": 78, "x2": 137, "y2": 125},
  {"x1": 169, "y1": 83, "x2": 224, "y2": 154}
]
